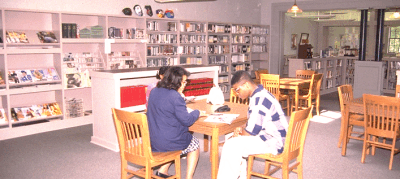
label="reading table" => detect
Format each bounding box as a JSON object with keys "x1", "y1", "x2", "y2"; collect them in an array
[{"x1": 187, "y1": 99, "x2": 248, "y2": 179}]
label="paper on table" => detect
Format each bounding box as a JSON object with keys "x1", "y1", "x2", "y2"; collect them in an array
[
  {"x1": 187, "y1": 107, "x2": 205, "y2": 114},
  {"x1": 204, "y1": 113, "x2": 240, "y2": 124}
]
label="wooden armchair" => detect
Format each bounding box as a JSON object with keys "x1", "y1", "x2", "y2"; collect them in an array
[
  {"x1": 247, "y1": 106, "x2": 313, "y2": 179},
  {"x1": 296, "y1": 73, "x2": 322, "y2": 115},
  {"x1": 361, "y1": 94, "x2": 400, "y2": 170},
  {"x1": 337, "y1": 85, "x2": 364, "y2": 151},
  {"x1": 112, "y1": 108, "x2": 181, "y2": 179},
  {"x1": 260, "y1": 74, "x2": 291, "y2": 115}
]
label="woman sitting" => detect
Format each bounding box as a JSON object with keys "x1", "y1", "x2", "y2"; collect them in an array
[{"x1": 147, "y1": 66, "x2": 206, "y2": 179}]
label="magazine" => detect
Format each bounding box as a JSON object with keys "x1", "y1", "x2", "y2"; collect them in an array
[
  {"x1": 65, "y1": 73, "x2": 82, "y2": 88},
  {"x1": 37, "y1": 31, "x2": 58, "y2": 43},
  {"x1": 47, "y1": 68, "x2": 60, "y2": 80},
  {"x1": 8, "y1": 71, "x2": 20, "y2": 84},
  {"x1": 30, "y1": 69, "x2": 46, "y2": 82},
  {"x1": 16, "y1": 70, "x2": 33, "y2": 83},
  {"x1": 0, "y1": 108, "x2": 7, "y2": 123},
  {"x1": 203, "y1": 113, "x2": 240, "y2": 124}
]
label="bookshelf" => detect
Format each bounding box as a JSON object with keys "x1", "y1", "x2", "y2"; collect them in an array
[
  {"x1": 0, "y1": 8, "x2": 270, "y2": 140},
  {"x1": 288, "y1": 57, "x2": 358, "y2": 95},
  {"x1": 382, "y1": 57, "x2": 400, "y2": 94}
]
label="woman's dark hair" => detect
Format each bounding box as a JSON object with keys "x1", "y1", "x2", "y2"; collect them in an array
[
  {"x1": 157, "y1": 66, "x2": 190, "y2": 91},
  {"x1": 156, "y1": 66, "x2": 170, "y2": 80}
]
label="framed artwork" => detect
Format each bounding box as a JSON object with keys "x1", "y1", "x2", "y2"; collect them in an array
[
  {"x1": 291, "y1": 34, "x2": 297, "y2": 50},
  {"x1": 299, "y1": 33, "x2": 309, "y2": 45}
]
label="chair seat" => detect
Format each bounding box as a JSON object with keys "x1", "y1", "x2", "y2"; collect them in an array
[{"x1": 349, "y1": 113, "x2": 363, "y2": 126}]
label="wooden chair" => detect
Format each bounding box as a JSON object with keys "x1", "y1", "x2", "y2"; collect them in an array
[
  {"x1": 337, "y1": 85, "x2": 364, "y2": 150},
  {"x1": 396, "y1": 85, "x2": 400, "y2": 98},
  {"x1": 295, "y1": 70, "x2": 315, "y2": 79},
  {"x1": 260, "y1": 74, "x2": 291, "y2": 115},
  {"x1": 112, "y1": 108, "x2": 181, "y2": 179},
  {"x1": 296, "y1": 73, "x2": 322, "y2": 115},
  {"x1": 247, "y1": 106, "x2": 313, "y2": 179},
  {"x1": 361, "y1": 94, "x2": 400, "y2": 170},
  {"x1": 230, "y1": 88, "x2": 249, "y2": 105},
  {"x1": 254, "y1": 69, "x2": 269, "y2": 84}
]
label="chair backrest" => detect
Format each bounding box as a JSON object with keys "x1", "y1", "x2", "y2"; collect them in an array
[
  {"x1": 255, "y1": 69, "x2": 269, "y2": 80},
  {"x1": 396, "y1": 85, "x2": 400, "y2": 98},
  {"x1": 230, "y1": 88, "x2": 249, "y2": 105},
  {"x1": 260, "y1": 74, "x2": 280, "y2": 100},
  {"x1": 283, "y1": 106, "x2": 313, "y2": 162},
  {"x1": 112, "y1": 108, "x2": 154, "y2": 162},
  {"x1": 296, "y1": 70, "x2": 315, "y2": 79},
  {"x1": 363, "y1": 94, "x2": 400, "y2": 138},
  {"x1": 308, "y1": 73, "x2": 323, "y2": 98},
  {"x1": 337, "y1": 84, "x2": 354, "y2": 115}
]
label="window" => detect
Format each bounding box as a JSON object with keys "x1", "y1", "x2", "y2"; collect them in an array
[{"x1": 388, "y1": 26, "x2": 400, "y2": 53}]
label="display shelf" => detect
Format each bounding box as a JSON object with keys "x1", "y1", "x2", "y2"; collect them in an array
[
  {"x1": 382, "y1": 57, "x2": 400, "y2": 94},
  {"x1": 8, "y1": 83, "x2": 62, "y2": 94},
  {"x1": 11, "y1": 114, "x2": 63, "y2": 125},
  {"x1": 0, "y1": 7, "x2": 271, "y2": 140}
]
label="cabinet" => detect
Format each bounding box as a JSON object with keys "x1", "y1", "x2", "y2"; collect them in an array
[
  {"x1": 90, "y1": 65, "x2": 219, "y2": 151},
  {"x1": 0, "y1": 8, "x2": 270, "y2": 140},
  {"x1": 288, "y1": 57, "x2": 358, "y2": 95}
]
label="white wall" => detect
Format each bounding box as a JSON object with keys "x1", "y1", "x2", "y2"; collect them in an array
[
  {"x1": 283, "y1": 14, "x2": 319, "y2": 56},
  {"x1": 0, "y1": 0, "x2": 262, "y2": 24}
]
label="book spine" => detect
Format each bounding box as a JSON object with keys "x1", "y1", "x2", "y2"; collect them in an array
[
  {"x1": 62, "y1": 23, "x2": 68, "y2": 38},
  {"x1": 71, "y1": 23, "x2": 77, "y2": 38},
  {"x1": 67, "y1": 24, "x2": 72, "y2": 38}
]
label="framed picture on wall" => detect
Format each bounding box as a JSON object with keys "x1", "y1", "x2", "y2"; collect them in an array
[
  {"x1": 291, "y1": 34, "x2": 297, "y2": 50},
  {"x1": 299, "y1": 33, "x2": 309, "y2": 45}
]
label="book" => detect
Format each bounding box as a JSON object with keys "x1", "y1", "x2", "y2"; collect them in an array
[
  {"x1": 37, "y1": 31, "x2": 58, "y2": 43},
  {"x1": 65, "y1": 73, "x2": 82, "y2": 88},
  {"x1": 47, "y1": 68, "x2": 60, "y2": 80},
  {"x1": 0, "y1": 108, "x2": 7, "y2": 123},
  {"x1": 30, "y1": 69, "x2": 46, "y2": 82},
  {"x1": 16, "y1": 70, "x2": 33, "y2": 83},
  {"x1": 8, "y1": 71, "x2": 20, "y2": 83}
]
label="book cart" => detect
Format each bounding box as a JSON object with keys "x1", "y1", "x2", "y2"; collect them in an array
[{"x1": 0, "y1": 8, "x2": 269, "y2": 140}]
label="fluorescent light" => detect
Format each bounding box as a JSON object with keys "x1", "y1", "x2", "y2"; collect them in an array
[{"x1": 155, "y1": 0, "x2": 215, "y2": 3}]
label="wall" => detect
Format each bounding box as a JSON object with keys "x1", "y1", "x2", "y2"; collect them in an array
[
  {"x1": 0, "y1": 0, "x2": 262, "y2": 24},
  {"x1": 283, "y1": 14, "x2": 318, "y2": 56}
]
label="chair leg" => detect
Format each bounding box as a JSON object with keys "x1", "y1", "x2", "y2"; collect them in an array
[
  {"x1": 264, "y1": 160, "x2": 271, "y2": 175},
  {"x1": 297, "y1": 162, "x2": 303, "y2": 179},
  {"x1": 145, "y1": 164, "x2": 152, "y2": 179},
  {"x1": 247, "y1": 156, "x2": 254, "y2": 179},
  {"x1": 371, "y1": 136, "x2": 377, "y2": 156},
  {"x1": 282, "y1": 164, "x2": 289, "y2": 179},
  {"x1": 389, "y1": 145, "x2": 395, "y2": 170},
  {"x1": 175, "y1": 156, "x2": 181, "y2": 179},
  {"x1": 361, "y1": 136, "x2": 368, "y2": 164},
  {"x1": 121, "y1": 160, "x2": 127, "y2": 179},
  {"x1": 337, "y1": 117, "x2": 346, "y2": 148}
]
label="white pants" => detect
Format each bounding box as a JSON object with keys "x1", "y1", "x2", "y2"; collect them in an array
[{"x1": 217, "y1": 136, "x2": 278, "y2": 179}]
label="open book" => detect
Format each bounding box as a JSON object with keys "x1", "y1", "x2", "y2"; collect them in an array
[{"x1": 204, "y1": 113, "x2": 240, "y2": 124}]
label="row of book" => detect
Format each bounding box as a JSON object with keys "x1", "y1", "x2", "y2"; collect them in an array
[
  {"x1": 231, "y1": 54, "x2": 249, "y2": 63},
  {"x1": 147, "y1": 34, "x2": 177, "y2": 44},
  {"x1": 179, "y1": 57, "x2": 203, "y2": 65},
  {"x1": 8, "y1": 68, "x2": 60, "y2": 84},
  {"x1": 147, "y1": 45, "x2": 177, "y2": 56},
  {"x1": 208, "y1": 45, "x2": 230, "y2": 54},
  {"x1": 231, "y1": 45, "x2": 250, "y2": 53},
  {"x1": 231, "y1": 25, "x2": 251, "y2": 34},
  {"x1": 180, "y1": 23, "x2": 206, "y2": 33},
  {"x1": 252, "y1": 45, "x2": 267, "y2": 53},
  {"x1": 147, "y1": 21, "x2": 177, "y2": 32},
  {"x1": 178, "y1": 45, "x2": 206, "y2": 55},
  {"x1": 208, "y1": 24, "x2": 231, "y2": 33},
  {"x1": 232, "y1": 35, "x2": 251, "y2": 44},
  {"x1": 180, "y1": 35, "x2": 206, "y2": 44},
  {"x1": 10, "y1": 102, "x2": 62, "y2": 122},
  {"x1": 146, "y1": 57, "x2": 178, "y2": 67},
  {"x1": 6, "y1": 31, "x2": 58, "y2": 44},
  {"x1": 208, "y1": 55, "x2": 227, "y2": 64},
  {"x1": 252, "y1": 36, "x2": 266, "y2": 44},
  {"x1": 208, "y1": 35, "x2": 229, "y2": 43}
]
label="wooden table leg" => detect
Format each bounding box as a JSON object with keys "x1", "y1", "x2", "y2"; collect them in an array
[
  {"x1": 211, "y1": 128, "x2": 219, "y2": 179},
  {"x1": 294, "y1": 87, "x2": 299, "y2": 112},
  {"x1": 204, "y1": 134, "x2": 209, "y2": 152}
]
